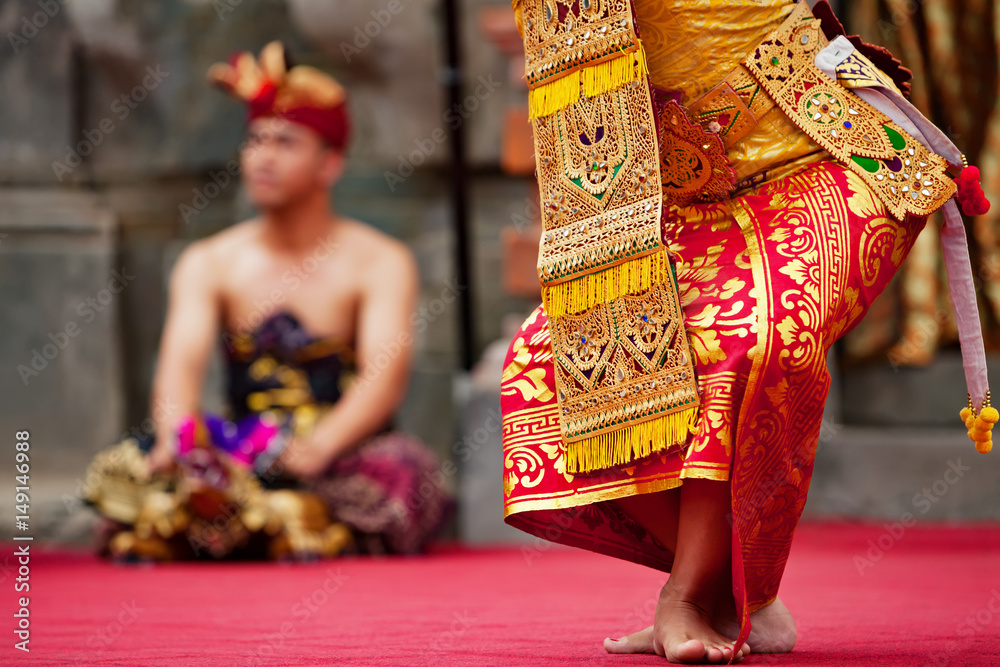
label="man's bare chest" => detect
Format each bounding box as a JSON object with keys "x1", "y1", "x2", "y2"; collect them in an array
[{"x1": 219, "y1": 259, "x2": 360, "y2": 341}]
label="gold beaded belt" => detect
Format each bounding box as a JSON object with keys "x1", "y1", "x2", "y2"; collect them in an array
[{"x1": 665, "y1": 0, "x2": 956, "y2": 216}]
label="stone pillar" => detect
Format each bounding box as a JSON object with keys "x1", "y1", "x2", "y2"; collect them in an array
[{"x1": 480, "y1": 6, "x2": 541, "y2": 301}]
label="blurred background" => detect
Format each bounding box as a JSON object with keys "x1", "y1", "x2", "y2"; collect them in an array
[{"x1": 1, "y1": 0, "x2": 999, "y2": 550}]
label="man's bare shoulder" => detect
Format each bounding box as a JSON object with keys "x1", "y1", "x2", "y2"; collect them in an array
[
  {"x1": 172, "y1": 219, "x2": 261, "y2": 284},
  {"x1": 199, "y1": 218, "x2": 263, "y2": 255},
  {"x1": 338, "y1": 217, "x2": 407, "y2": 251},
  {"x1": 338, "y1": 217, "x2": 415, "y2": 269}
]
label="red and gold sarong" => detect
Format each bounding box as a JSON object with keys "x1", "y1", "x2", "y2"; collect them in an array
[
  {"x1": 503, "y1": 154, "x2": 927, "y2": 616},
  {"x1": 503, "y1": 0, "x2": 991, "y2": 656}
]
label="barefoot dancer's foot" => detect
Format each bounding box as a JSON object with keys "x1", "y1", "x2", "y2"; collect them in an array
[
  {"x1": 654, "y1": 583, "x2": 750, "y2": 663},
  {"x1": 603, "y1": 480, "x2": 750, "y2": 663},
  {"x1": 710, "y1": 561, "x2": 796, "y2": 654},
  {"x1": 606, "y1": 624, "x2": 750, "y2": 661},
  {"x1": 606, "y1": 596, "x2": 794, "y2": 657},
  {"x1": 604, "y1": 586, "x2": 751, "y2": 662},
  {"x1": 716, "y1": 597, "x2": 796, "y2": 654}
]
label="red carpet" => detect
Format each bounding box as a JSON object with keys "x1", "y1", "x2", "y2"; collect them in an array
[{"x1": 8, "y1": 521, "x2": 1000, "y2": 666}]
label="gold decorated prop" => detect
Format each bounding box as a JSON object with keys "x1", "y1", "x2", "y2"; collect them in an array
[
  {"x1": 84, "y1": 439, "x2": 171, "y2": 525},
  {"x1": 85, "y1": 438, "x2": 353, "y2": 561}
]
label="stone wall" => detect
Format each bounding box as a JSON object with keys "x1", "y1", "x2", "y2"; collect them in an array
[{"x1": 0, "y1": 0, "x2": 537, "y2": 539}]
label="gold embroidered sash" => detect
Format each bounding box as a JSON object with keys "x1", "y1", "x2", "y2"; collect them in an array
[{"x1": 515, "y1": 0, "x2": 701, "y2": 474}]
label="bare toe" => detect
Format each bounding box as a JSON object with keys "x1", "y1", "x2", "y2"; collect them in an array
[
  {"x1": 707, "y1": 644, "x2": 726, "y2": 662},
  {"x1": 672, "y1": 638, "x2": 710, "y2": 662},
  {"x1": 657, "y1": 597, "x2": 746, "y2": 664},
  {"x1": 604, "y1": 625, "x2": 655, "y2": 654}
]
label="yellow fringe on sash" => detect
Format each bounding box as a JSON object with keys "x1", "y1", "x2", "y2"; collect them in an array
[
  {"x1": 566, "y1": 407, "x2": 700, "y2": 474},
  {"x1": 542, "y1": 250, "x2": 668, "y2": 319},
  {"x1": 528, "y1": 39, "x2": 649, "y2": 120}
]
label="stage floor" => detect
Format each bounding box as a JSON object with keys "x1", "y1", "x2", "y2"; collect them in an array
[{"x1": 9, "y1": 521, "x2": 1000, "y2": 666}]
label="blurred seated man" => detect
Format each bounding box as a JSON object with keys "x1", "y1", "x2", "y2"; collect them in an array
[{"x1": 84, "y1": 42, "x2": 453, "y2": 560}]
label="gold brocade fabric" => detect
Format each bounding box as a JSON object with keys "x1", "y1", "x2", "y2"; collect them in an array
[
  {"x1": 632, "y1": 0, "x2": 827, "y2": 183},
  {"x1": 503, "y1": 0, "x2": 989, "y2": 657},
  {"x1": 503, "y1": 157, "x2": 933, "y2": 616},
  {"x1": 515, "y1": 0, "x2": 704, "y2": 474}
]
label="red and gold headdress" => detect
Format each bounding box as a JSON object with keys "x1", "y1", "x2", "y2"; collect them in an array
[{"x1": 207, "y1": 41, "x2": 350, "y2": 150}]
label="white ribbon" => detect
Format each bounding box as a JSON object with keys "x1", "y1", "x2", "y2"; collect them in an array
[{"x1": 815, "y1": 38, "x2": 990, "y2": 408}]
